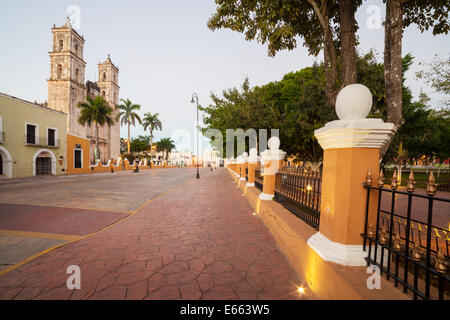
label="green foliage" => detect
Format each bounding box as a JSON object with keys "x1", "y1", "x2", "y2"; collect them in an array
[
  {"x1": 115, "y1": 98, "x2": 142, "y2": 127},
  {"x1": 155, "y1": 138, "x2": 176, "y2": 161},
  {"x1": 120, "y1": 138, "x2": 128, "y2": 154},
  {"x1": 402, "y1": 1, "x2": 450, "y2": 35},
  {"x1": 208, "y1": 0, "x2": 326, "y2": 57},
  {"x1": 142, "y1": 112, "x2": 162, "y2": 158},
  {"x1": 77, "y1": 95, "x2": 115, "y2": 162},
  {"x1": 142, "y1": 113, "x2": 162, "y2": 136},
  {"x1": 201, "y1": 52, "x2": 390, "y2": 162},
  {"x1": 130, "y1": 135, "x2": 151, "y2": 153},
  {"x1": 202, "y1": 51, "x2": 449, "y2": 164},
  {"x1": 122, "y1": 153, "x2": 136, "y2": 165},
  {"x1": 77, "y1": 95, "x2": 115, "y2": 128},
  {"x1": 382, "y1": 54, "x2": 450, "y2": 166},
  {"x1": 416, "y1": 54, "x2": 450, "y2": 106}
]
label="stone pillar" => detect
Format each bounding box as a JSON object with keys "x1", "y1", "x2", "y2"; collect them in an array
[
  {"x1": 246, "y1": 148, "x2": 258, "y2": 187},
  {"x1": 236, "y1": 156, "x2": 243, "y2": 178},
  {"x1": 124, "y1": 159, "x2": 130, "y2": 170},
  {"x1": 240, "y1": 152, "x2": 248, "y2": 181},
  {"x1": 259, "y1": 137, "x2": 286, "y2": 201},
  {"x1": 307, "y1": 84, "x2": 395, "y2": 266}
]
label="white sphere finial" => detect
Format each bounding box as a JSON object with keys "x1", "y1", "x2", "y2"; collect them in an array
[
  {"x1": 335, "y1": 84, "x2": 372, "y2": 120},
  {"x1": 268, "y1": 137, "x2": 280, "y2": 150},
  {"x1": 249, "y1": 148, "x2": 257, "y2": 156}
]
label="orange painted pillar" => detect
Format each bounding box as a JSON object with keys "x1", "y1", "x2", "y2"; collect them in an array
[
  {"x1": 239, "y1": 153, "x2": 248, "y2": 182},
  {"x1": 259, "y1": 137, "x2": 286, "y2": 201},
  {"x1": 307, "y1": 84, "x2": 395, "y2": 266},
  {"x1": 246, "y1": 148, "x2": 258, "y2": 186}
]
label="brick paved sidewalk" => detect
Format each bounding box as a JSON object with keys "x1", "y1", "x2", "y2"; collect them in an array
[{"x1": 0, "y1": 169, "x2": 309, "y2": 300}]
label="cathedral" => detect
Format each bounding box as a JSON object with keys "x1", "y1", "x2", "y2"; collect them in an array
[{"x1": 47, "y1": 18, "x2": 120, "y2": 163}]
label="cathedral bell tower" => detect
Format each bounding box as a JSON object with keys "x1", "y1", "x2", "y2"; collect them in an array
[
  {"x1": 47, "y1": 18, "x2": 87, "y2": 137},
  {"x1": 97, "y1": 55, "x2": 120, "y2": 159}
]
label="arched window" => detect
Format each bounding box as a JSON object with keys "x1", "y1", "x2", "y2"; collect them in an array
[
  {"x1": 102, "y1": 91, "x2": 106, "y2": 97},
  {"x1": 75, "y1": 69, "x2": 79, "y2": 82},
  {"x1": 59, "y1": 39, "x2": 64, "y2": 51},
  {"x1": 75, "y1": 44, "x2": 79, "y2": 55},
  {"x1": 103, "y1": 72, "x2": 107, "y2": 81},
  {"x1": 113, "y1": 74, "x2": 116, "y2": 82},
  {"x1": 57, "y1": 64, "x2": 63, "y2": 79}
]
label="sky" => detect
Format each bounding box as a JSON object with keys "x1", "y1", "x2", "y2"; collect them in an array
[{"x1": 0, "y1": 0, "x2": 448, "y2": 154}]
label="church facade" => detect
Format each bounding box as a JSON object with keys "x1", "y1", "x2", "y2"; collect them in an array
[{"x1": 47, "y1": 19, "x2": 120, "y2": 164}]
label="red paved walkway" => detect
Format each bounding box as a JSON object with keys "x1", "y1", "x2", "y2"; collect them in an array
[
  {"x1": 0, "y1": 204, "x2": 129, "y2": 236},
  {"x1": 0, "y1": 169, "x2": 306, "y2": 300}
]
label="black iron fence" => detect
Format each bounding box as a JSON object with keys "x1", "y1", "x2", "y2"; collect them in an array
[
  {"x1": 274, "y1": 167, "x2": 322, "y2": 229},
  {"x1": 362, "y1": 171, "x2": 449, "y2": 300},
  {"x1": 255, "y1": 168, "x2": 263, "y2": 191},
  {"x1": 384, "y1": 176, "x2": 450, "y2": 192}
]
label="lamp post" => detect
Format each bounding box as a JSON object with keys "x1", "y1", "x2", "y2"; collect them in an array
[{"x1": 191, "y1": 93, "x2": 200, "y2": 179}]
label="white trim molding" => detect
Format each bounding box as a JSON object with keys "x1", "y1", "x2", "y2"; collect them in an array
[
  {"x1": 307, "y1": 232, "x2": 367, "y2": 266},
  {"x1": 46, "y1": 126, "x2": 59, "y2": 147},
  {"x1": 314, "y1": 118, "x2": 396, "y2": 150},
  {"x1": 246, "y1": 182, "x2": 255, "y2": 187},
  {"x1": 25, "y1": 122, "x2": 39, "y2": 145},
  {"x1": 73, "y1": 147, "x2": 83, "y2": 169},
  {"x1": 0, "y1": 116, "x2": 3, "y2": 142},
  {"x1": 259, "y1": 192, "x2": 274, "y2": 201},
  {"x1": 0, "y1": 146, "x2": 13, "y2": 178},
  {"x1": 239, "y1": 177, "x2": 246, "y2": 181},
  {"x1": 32, "y1": 148, "x2": 56, "y2": 176}
]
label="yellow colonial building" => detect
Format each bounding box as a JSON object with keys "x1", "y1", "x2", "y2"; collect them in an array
[{"x1": 0, "y1": 93, "x2": 67, "y2": 178}]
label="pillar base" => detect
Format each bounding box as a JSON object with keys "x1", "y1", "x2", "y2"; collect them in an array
[
  {"x1": 307, "y1": 232, "x2": 366, "y2": 266},
  {"x1": 259, "y1": 193, "x2": 274, "y2": 201},
  {"x1": 246, "y1": 183, "x2": 255, "y2": 187},
  {"x1": 239, "y1": 177, "x2": 246, "y2": 181}
]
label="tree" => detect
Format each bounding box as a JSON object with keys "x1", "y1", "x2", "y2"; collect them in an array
[
  {"x1": 130, "y1": 135, "x2": 151, "y2": 153},
  {"x1": 142, "y1": 112, "x2": 162, "y2": 159},
  {"x1": 416, "y1": 54, "x2": 450, "y2": 106},
  {"x1": 202, "y1": 51, "x2": 450, "y2": 165},
  {"x1": 115, "y1": 98, "x2": 142, "y2": 153},
  {"x1": 382, "y1": 55, "x2": 450, "y2": 168},
  {"x1": 207, "y1": 0, "x2": 361, "y2": 106},
  {"x1": 77, "y1": 95, "x2": 115, "y2": 163},
  {"x1": 155, "y1": 138, "x2": 175, "y2": 161},
  {"x1": 384, "y1": 1, "x2": 449, "y2": 129},
  {"x1": 120, "y1": 138, "x2": 128, "y2": 154}
]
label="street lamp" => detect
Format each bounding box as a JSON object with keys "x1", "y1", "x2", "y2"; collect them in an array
[{"x1": 191, "y1": 93, "x2": 200, "y2": 179}]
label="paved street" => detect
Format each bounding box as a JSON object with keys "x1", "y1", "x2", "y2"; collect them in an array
[
  {"x1": 0, "y1": 168, "x2": 208, "y2": 272},
  {"x1": 0, "y1": 168, "x2": 307, "y2": 300}
]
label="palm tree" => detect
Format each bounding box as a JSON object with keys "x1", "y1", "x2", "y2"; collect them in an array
[
  {"x1": 142, "y1": 112, "x2": 162, "y2": 160},
  {"x1": 115, "y1": 98, "x2": 142, "y2": 153},
  {"x1": 77, "y1": 96, "x2": 115, "y2": 163},
  {"x1": 156, "y1": 138, "x2": 175, "y2": 161}
]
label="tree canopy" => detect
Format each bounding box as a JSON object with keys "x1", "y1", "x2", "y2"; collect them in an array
[
  {"x1": 77, "y1": 95, "x2": 115, "y2": 162},
  {"x1": 201, "y1": 52, "x2": 449, "y2": 164},
  {"x1": 208, "y1": 0, "x2": 362, "y2": 105},
  {"x1": 155, "y1": 138, "x2": 176, "y2": 161}
]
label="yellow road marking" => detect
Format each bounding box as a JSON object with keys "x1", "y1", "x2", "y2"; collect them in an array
[
  {"x1": 0, "y1": 202, "x2": 132, "y2": 214},
  {"x1": 0, "y1": 230, "x2": 80, "y2": 241},
  {"x1": 0, "y1": 179, "x2": 194, "y2": 277}
]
